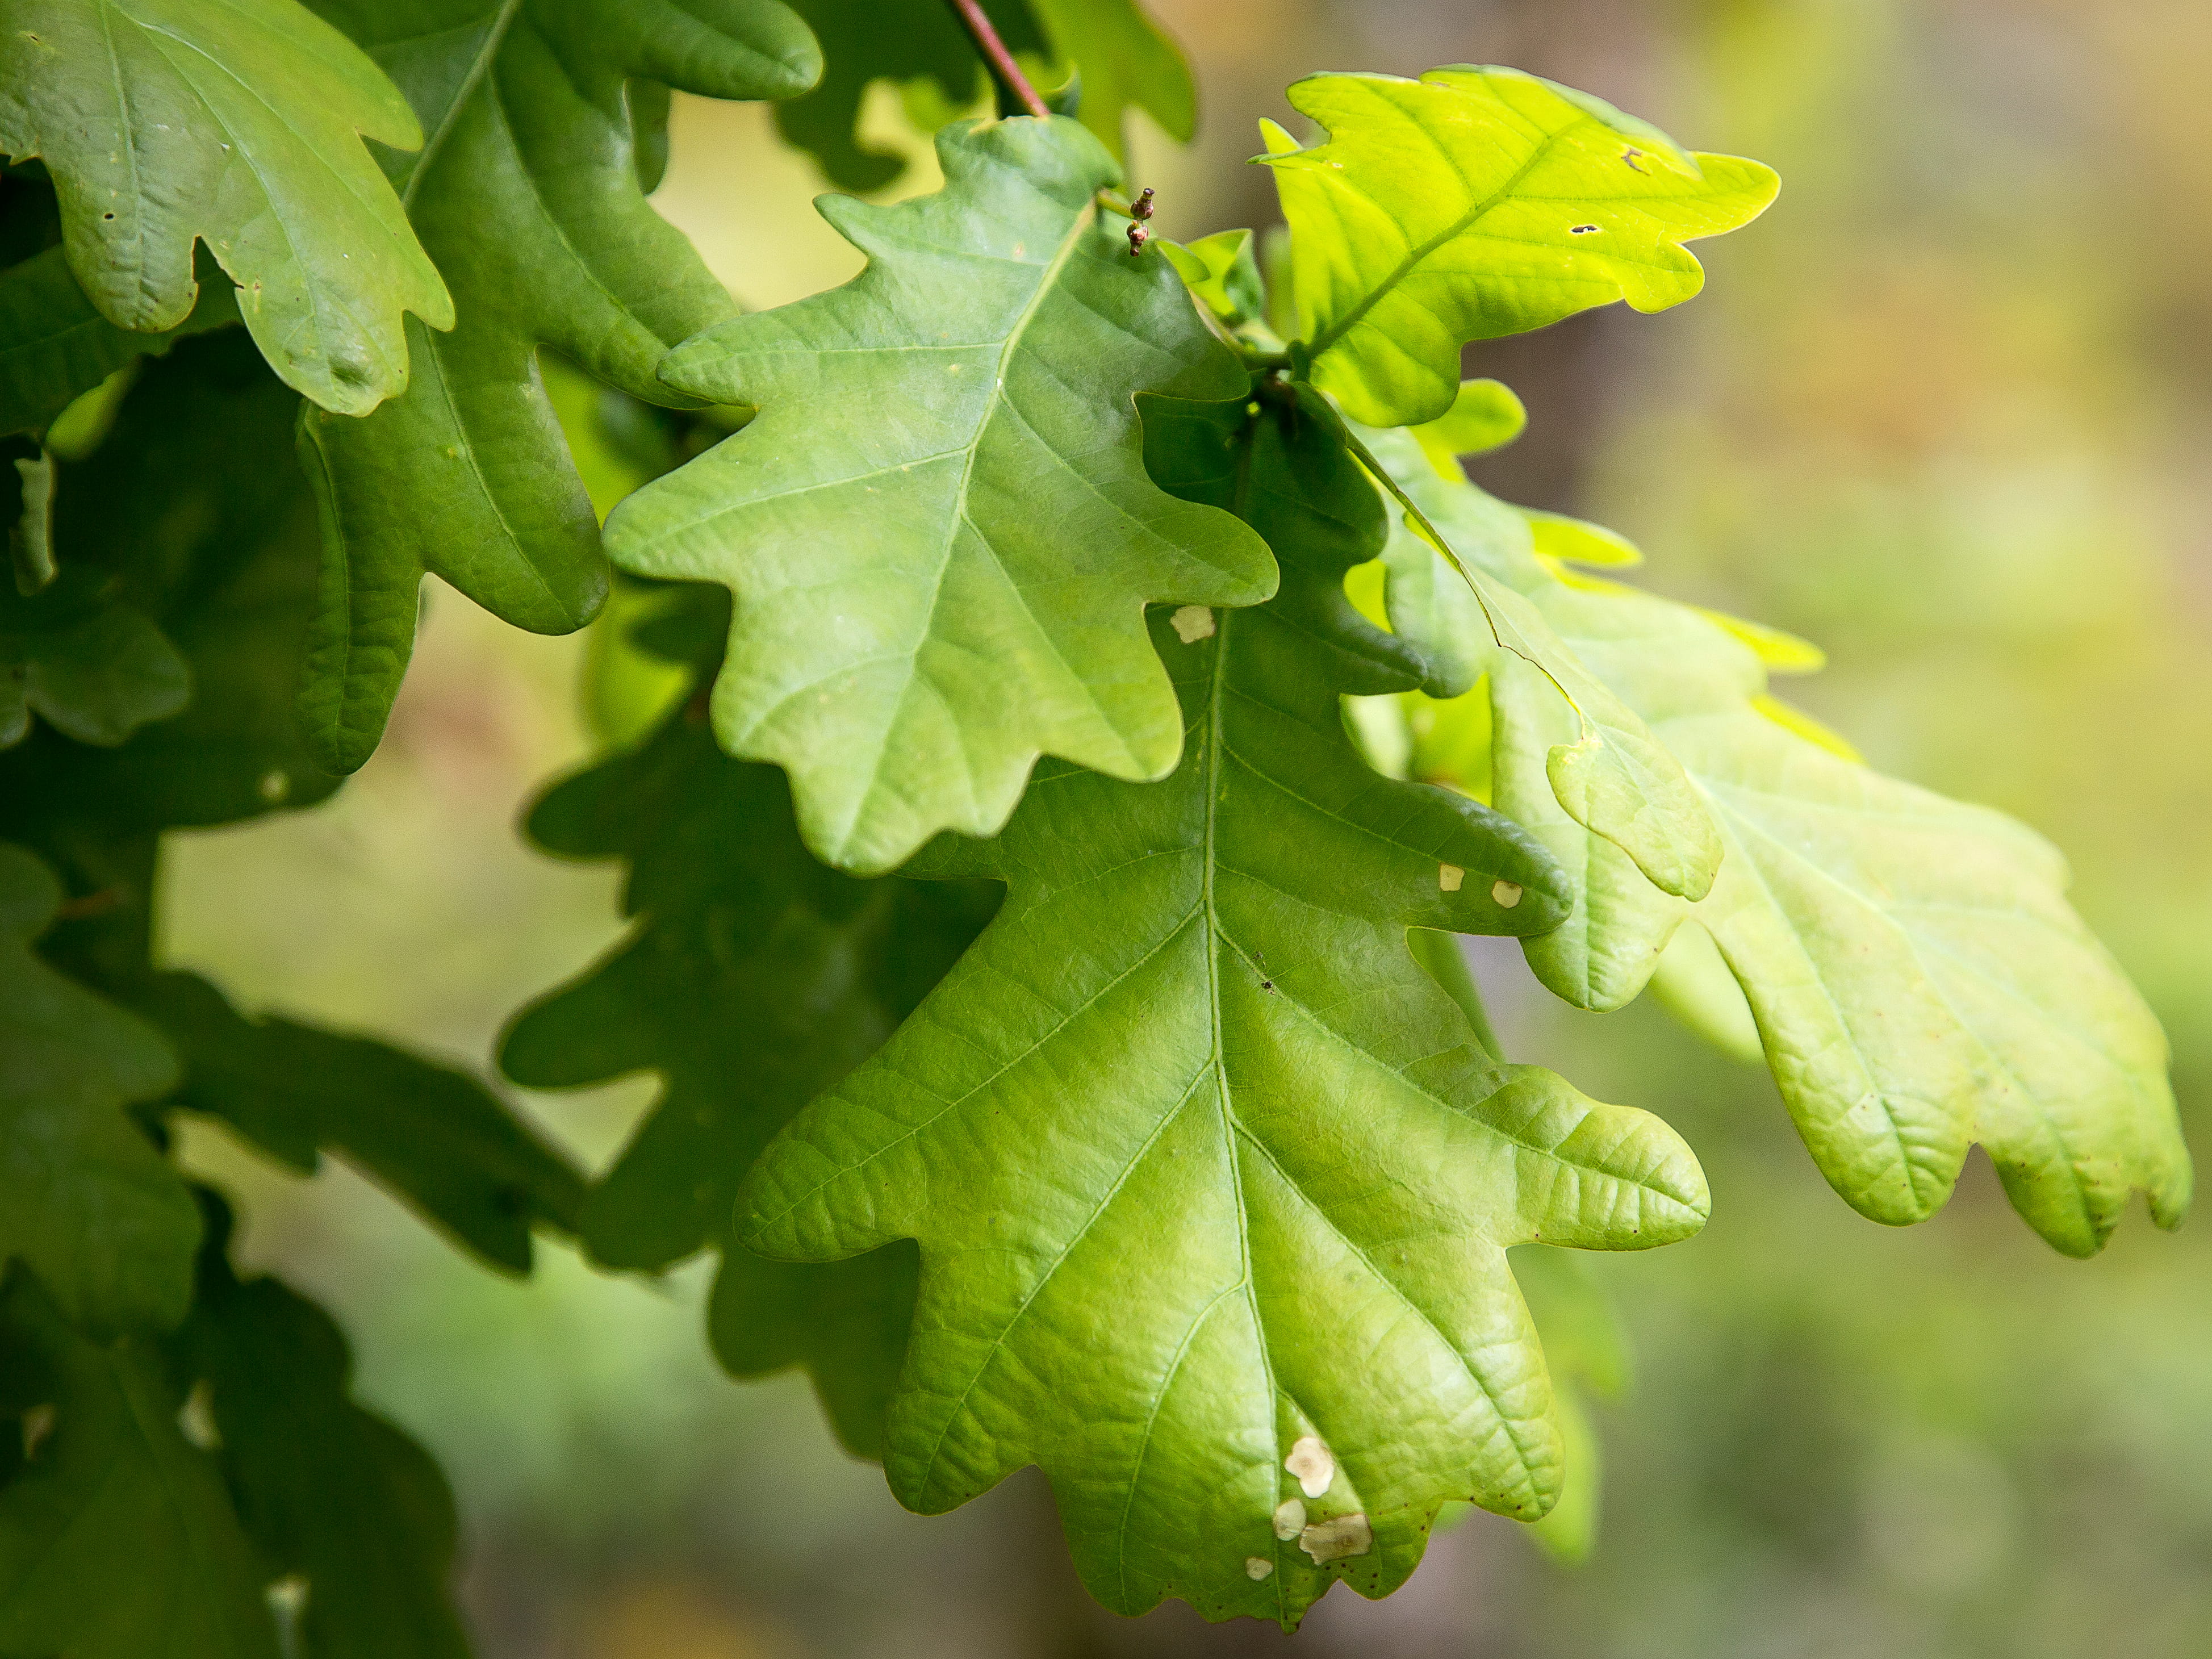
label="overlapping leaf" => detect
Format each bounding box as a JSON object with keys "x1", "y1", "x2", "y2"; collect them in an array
[
  {"x1": 502, "y1": 611, "x2": 991, "y2": 1453},
  {"x1": 0, "y1": 842, "x2": 196, "y2": 1332},
  {"x1": 177, "y1": 1198, "x2": 471, "y2": 1659},
  {"x1": 292, "y1": 0, "x2": 821, "y2": 772},
  {"x1": 0, "y1": 1275, "x2": 280, "y2": 1659},
  {"x1": 1260, "y1": 66, "x2": 1777, "y2": 426},
  {"x1": 733, "y1": 390, "x2": 1707, "y2": 1625},
  {"x1": 0, "y1": 333, "x2": 340, "y2": 838},
  {"x1": 773, "y1": 0, "x2": 1191, "y2": 190},
  {"x1": 1354, "y1": 422, "x2": 1721, "y2": 901},
  {"x1": 0, "y1": 243, "x2": 241, "y2": 437},
  {"x1": 1364, "y1": 433, "x2": 2192, "y2": 1255},
  {"x1": 773, "y1": 0, "x2": 1047, "y2": 191},
  {"x1": 606, "y1": 115, "x2": 1276, "y2": 874},
  {"x1": 0, "y1": 0, "x2": 450, "y2": 415}
]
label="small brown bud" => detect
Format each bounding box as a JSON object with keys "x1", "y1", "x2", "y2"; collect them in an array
[{"x1": 1127, "y1": 222, "x2": 1150, "y2": 256}]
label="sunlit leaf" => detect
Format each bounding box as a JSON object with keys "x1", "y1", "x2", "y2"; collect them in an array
[
  {"x1": 733, "y1": 390, "x2": 1705, "y2": 1625},
  {"x1": 607, "y1": 115, "x2": 1276, "y2": 874},
  {"x1": 1261, "y1": 66, "x2": 1776, "y2": 425},
  {"x1": 1367, "y1": 439, "x2": 2192, "y2": 1254}
]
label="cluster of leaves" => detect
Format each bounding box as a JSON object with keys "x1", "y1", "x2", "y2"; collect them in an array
[{"x1": 0, "y1": 2, "x2": 2190, "y2": 1649}]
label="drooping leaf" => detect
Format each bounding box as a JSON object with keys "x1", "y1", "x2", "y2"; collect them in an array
[
  {"x1": 501, "y1": 613, "x2": 993, "y2": 1453},
  {"x1": 1260, "y1": 67, "x2": 1777, "y2": 426},
  {"x1": 0, "y1": 242, "x2": 241, "y2": 438},
  {"x1": 732, "y1": 390, "x2": 1707, "y2": 1625},
  {"x1": 1507, "y1": 1244, "x2": 1628, "y2": 1565},
  {"x1": 1023, "y1": 0, "x2": 1194, "y2": 158},
  {"x1": 1367, "y1": 437, "x2": 2193, "y2": 1255},
  {"x1": 178, "y1": 1198, "x2": 470, "y2": 1659},
  {"x1": 290, "y1": 0, "x2": 821, "y2": 775},
  {"x1": 4, "y1": 433, "x2": 52, "y2": 589},
  {"x1": 1356, "y1": 422, "x2": 1722, "y2": 901},
  {"x1": 773, "y1": 0, "x2": 1046, "y2": 191},
  {"x1": 0, "y1": 332, "x2": 340, "y2": 839},
  {"x1": 606, "y1": 115, "x2": 1277, "y2": 874},
  {"x1": 0, "y1": 842, "x2": 196, "y2": 1332},
  {"x1": 138, "y1": 972, "x2": 582, "y2": 1274},
  {"x1": 0, "y1": 0, "x2": 450, "y2": 415},
  {"x1": 0, "y1": 1274, "x2": 279, "y2": 1659}
]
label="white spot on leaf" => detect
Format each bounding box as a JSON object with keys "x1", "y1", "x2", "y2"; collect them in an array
[
  {"x1": 20, "y1": 1403, "x2": 55, "y2": 1460},
  {"x1": 1438, "y1": 864, "x2": 1465, "y2": 893},
  {"x1": 1492, "y1": 878, "x2": 1522, "y2": 908},
  {"x1": 1245, "y1": 1556, "x2": 1274, "y2": 1579},
  {"x1": 1299, "y1": 1512, "x2": 1373, "y2": 1564},
  {"x1": 1285, "y1": 1434, "x2": 1334, "y2": 1498},
  {"x1": 1170, "y1": 605, "x2": 1216, "y2": 644},
  {"x1": 257, "y1": 769, "x2": 289, "y2": 803},
  {"x1": 1272, "y1": 1498, "x2": 1306, "y2": 1540}
]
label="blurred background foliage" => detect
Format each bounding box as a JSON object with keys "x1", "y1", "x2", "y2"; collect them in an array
[{"x1": 160, "y1": 0, "x2": 2210, "y2": 1653}]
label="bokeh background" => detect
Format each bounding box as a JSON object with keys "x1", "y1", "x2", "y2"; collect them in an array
[{"x1": 162, "y1": 0, "x2": 2212, "y2": 1653}]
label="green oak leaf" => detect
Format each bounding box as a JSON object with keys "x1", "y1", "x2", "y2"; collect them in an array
[
  {"x1": 1508, "y1": 1244, "x2": 1627, "y2": 1565},
  {"x1": 1260, "y1": 66, "x2": 1777, "y2": 426},
  {"x1": 1411, "y1": 377, "x2": 1525, "y2": 476},
  {"x1": 0, "y1": 1274, "x2": 279, "y2": 1659},
  {"x1": 607, "y1": 115, "x2": 1276, "y2": 875},
  {"x1": 0, "y1": 0, "x2": 451, "y2": 416},
  {"x1": 1366, "y1": 437, "x2": 2193, "y2": 1255},
  {"x1": 0, "y1": 242, "x2": 241, "y2": 438},
  {"x1": 140, "y1": 972, "x2": 582, "y2": 1274},
  {"x1": 1356, "y1": 422, "x2": 1722, "y2": 901},
  {"x1": 0, "y1": 558, "x2": 191, "y2": 751},
  {"x1": 177, "y1": 1197, "x2": 470, "y2": 1659},
  {"x1": 773, "y1": 0, "x2": 1048, "y2": 191},
  {"x1": 772, "y1": 0, "x2": 1190, "y2": 191},
  {"x1": 291, "y1": 0, "x2": 820, "y2": 775},
  {"x1": 0, "y1": 333, "x2": 340, "y2": 838},
  {"x1": 1160, "y1": 228, "x2": 1274, "y2": 344},
  {"x1": 0, "y1": 842, "x2": 197, "y2": 1332},
  {"x1": 502, "y1": 610, "x2": 992, "y2": 1454},
  {"x1": 732, "y1": 390, "x2": 1707, "y2": 1626}
]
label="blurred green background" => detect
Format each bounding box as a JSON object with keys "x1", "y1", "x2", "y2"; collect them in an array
[{"x1": 158, "y1": 0, "x2": 2212, "y2": 1653}]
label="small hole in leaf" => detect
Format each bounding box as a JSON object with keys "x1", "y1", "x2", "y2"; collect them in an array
[{"x1": 1570, "y1": 224, "x2": 1599, "y2": 235}]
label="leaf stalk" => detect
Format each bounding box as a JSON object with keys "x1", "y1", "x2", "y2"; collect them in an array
[{"x1": 942, "y1": 0, "x2": 1049, "y2": 120}]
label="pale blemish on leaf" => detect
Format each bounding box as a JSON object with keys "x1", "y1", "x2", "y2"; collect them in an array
[
  {"x1": 20, "y1": 1403, "x2": 55, "y2": 1460},
  {"x1": 1170, "y1": 605, "x2": 1216, "y2": 643},
  {"x1": 1438, "y1": 863, "x2": 1465, "y2": 893},
  {"x1": 1285, "y1": 1434, "x2": 1335, "y2": 1497},
  {"x1": 1245, "y1": 1556, "x2": 1274, "y2": 1579},
  {"x1": 1299, "y1": 1512, "x2": 1373, "y2": 1564},
  {"x1": 1272, "y1": 1497, "x2": 1306, "y2": 1540},
  {"x1": 1491, "y1": 879, "x2": 1522, "y2": 908}
]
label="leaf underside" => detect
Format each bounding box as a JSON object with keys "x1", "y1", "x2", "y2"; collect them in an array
[
  {"x1": 733, "y1": 392, "x2": 1708, "y2": 1627},
  {"x1": 1362, "y1": 432, "x2": 2192, "y2": 1255}
]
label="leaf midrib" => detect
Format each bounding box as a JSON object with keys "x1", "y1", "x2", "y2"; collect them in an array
[{"x1": 1299, "y1": 112, "x2": 1597, "y2": 364}]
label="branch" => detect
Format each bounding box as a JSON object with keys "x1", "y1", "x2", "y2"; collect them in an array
[{"x1": 942, "y1": 0, "x2": 1049, "y2": 120}]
